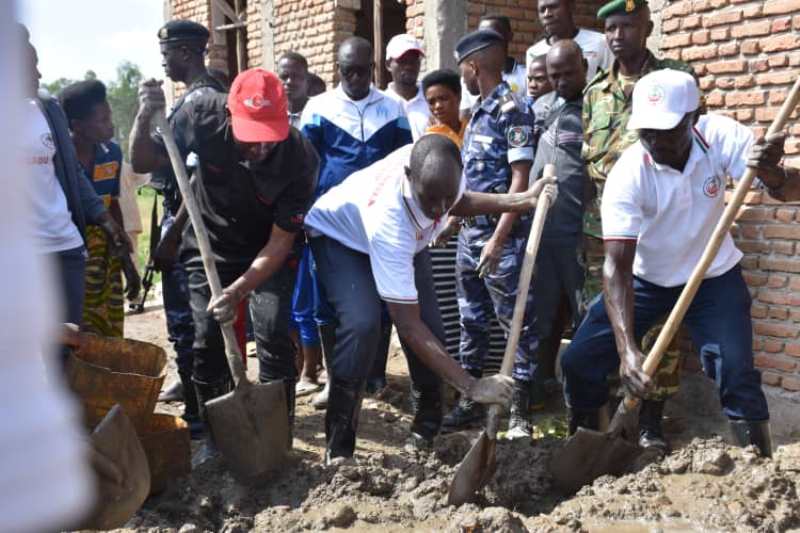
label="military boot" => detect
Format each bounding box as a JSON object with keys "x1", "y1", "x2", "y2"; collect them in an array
[
  {"x1": 406, "y1": 383, "x2": 443, "y2": 452},
  {"x1": 192, "y1": 377, "x2": 232, "y2": 466},
  {"x1": 179, "y1": 371, "x2": 203, "y2": 439},
  {"x1": 442, "y1": 368, "x2": 483, "y2": 432},
  {"x1": 507, "y1": 379, "x2": 532, "y2": 440},
  {"x1": 638, "y1": 399, "x2": 669, "y2": 455},
  {"x1": 730, "y1": 419, "x2": 773, "y2": 458}
]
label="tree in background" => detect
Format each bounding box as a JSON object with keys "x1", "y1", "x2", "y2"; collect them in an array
[{"x1": 43, "y1": 63, "x2": 142, "y2": 160}]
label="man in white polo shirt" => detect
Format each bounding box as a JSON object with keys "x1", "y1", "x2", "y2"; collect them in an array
[
  {"x1": 384, "y1": 34, "x2": 430, "y2": 141},
  {"x1": 305, "y1": 134, "x2": 555, "y2": 463},
  {"x1": 560, "y1": 69, "x2": 781, "y2": 457}
]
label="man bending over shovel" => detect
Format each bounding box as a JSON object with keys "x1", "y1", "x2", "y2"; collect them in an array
[
  {"x1": 560, "y1": 70, "x2": 799, "y2": 457},
  {"x1": 304, "y1": 134, "x2": 556, "y2": 464}
]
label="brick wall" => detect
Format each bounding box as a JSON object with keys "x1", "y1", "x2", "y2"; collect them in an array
[{"x1": 660, "y1": 0, "x2": 800, "y2": 397}]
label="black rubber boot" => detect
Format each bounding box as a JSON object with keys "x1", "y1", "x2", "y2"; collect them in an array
[
  {"x1": 192, "y1": 377, "x2": 233, "y2": 466},
  {"x1": 507, "y1": 379, "x2": 532, "y2": 439},
  {"x1": 325, "y1": 377, "x2": 363, "y2": 464},
  {"x1": 639, "y1": 399, "x2": 669, "y2": 454},
  {"x1": 568, "y1": 408, "x2": 602, "y2": 435},
  {"x1": 179, "y1": 371, "x2": 203, "y2": 439},
  {"x1": 407, "y1": 383, "x2": 443, "y2": 451},
  {"x1": 730, "y1": 419, "x2": 773, "y2": 458}
]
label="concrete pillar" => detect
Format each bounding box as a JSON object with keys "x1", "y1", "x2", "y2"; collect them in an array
[
  {"x1": 423, "y1": 0, "x2": 467, "y2": 71},
  {"x1": 647, "y1": 0, "x2": 666, "y2": 55},
  {"x1": 261, "y1": 0, "x2": 275, "y2": 70}
]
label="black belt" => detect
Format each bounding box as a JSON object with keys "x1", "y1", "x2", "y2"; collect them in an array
[{"x1": 462, "y1": 213, "x2": 532, "y2": 229}]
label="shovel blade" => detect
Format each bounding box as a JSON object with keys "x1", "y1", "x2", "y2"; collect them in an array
[
  {"x1": 549, "y1": 427, "x2": 641, "y2": 493},
  {"x1": 206, "y1": 380, "x2": 288, "y2": 480},
  {"x1": 80, "y1": 404, "x2": 151, "y2": 530},
  {"x1": 447, "y1": 431, "x2": 498, "y2": 506}
]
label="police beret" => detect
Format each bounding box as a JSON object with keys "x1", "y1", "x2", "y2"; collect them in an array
[
  {"x1": 597, "y1": 0, "x2": 648, "y2": 19},
  {"x1": 454, "y1": 29, "x2": 504, "y2": 64},
  {"x1": 158, "y1": 20, "x2": 210, "y2": 46}
]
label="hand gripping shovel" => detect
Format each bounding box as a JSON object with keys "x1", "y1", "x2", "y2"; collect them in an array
[
  {"x1": 448, "y1": 164, "x2": 557, "y2": 506},
  {"x1": 154, "y1": 114, "x2": 288, "y2": 480},
  {"x1": 550, "y1": 76, "x2": 800, "y2": 494}
]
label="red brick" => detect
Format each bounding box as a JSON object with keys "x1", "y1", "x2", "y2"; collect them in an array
[
  {"x1": 683, "y1": 44, "x2": 718, "y2": 61},
  {"x1": 750, "y1": 59, "x2": 770, "y2": 73},
  {"x1": 762, "y1": 372, "x2": 783, "y2": 387},
  {"x1": 730, "y1": 20, "x2": 772, "y2": 38},
  {"x1": 682, "y1": 14, "x2": 702, "y2": 29},
  {"x1": 743, "y1": 4, "x2": 763, "y2": 17},
  {"x1": 705, "y1": 91, "x2": 725, "y2": 106},
  {"x1": 769, "y1": 55, "x2": 789, "y2": 69},
  {"x1": 785, "y1": 342, "x2": 800, "y2": 357},
  {"x1": 664, "y1": 18, "x2": 681, "y2": 32},
  {"x1": 718, "y1": 42, "x2": 738, "y2": 56},
  {"x1": 755, "y1": 321, "x2": 800, "y2": 338},
  {"x1": 725, "y1": 91, "x2": 765, "y2": 107},
  {"x1": 751, "y1": 303, "x2": 769, "y2": 319},
  {"x1": 789, "y1": 276, "x2": 800, "y2": 291},
  {"x1": 710, "y1": 27, "x2": 730, "y2": 41},
  {"x1": 773, "y1": 241, "x2": 796, "y2": 255},
  {"x1": 703, "y1": 9, "x2": 742, "y2": 27},
  {"x1": 716, "y1": 77, "x2": 735, "y2": 90},
  {"x1": 764, "y1": 337, "x2": 785, "y2": 351},
  {"x1": 739, "y1": 224, "x2": 761, "y2": 239},
  {"x1": 768, "y1": 274, "x2": 790, "y2": 288},
  {"x1": 744, "y1": 271, "x2": 769, "y2": 285},
  {"x1": 761, "y1": 257, "x2": 800, "y2": 273},
  {"x1": 754, "y1": 353, "x2": 797, "y2": 371},
  {"x1": 758, "y1": 290, "x2": 792, "y2": 305},
  {"x1": 735, "y1": 74, "x2": 756, "y2": 89},
  {"x1": 663, "y1": 33, "x2": 692, "y2": 49},
  {"x1": 736, "y1": 207, "x2": 772, "y2": 221},
  {"x1": 740, "y1": 40, "x2": 759, "y2": 55},
  {"x1": 781, "y1": 375, "x2": 800, "y2": 391},
  {"x1": 693, "y1": 0, "x2": 712, "y2": 12},
  {"x1": 763, "y1": 224, "x2": 800, "y2": 240},
  {"x1": 764, "y1": 0, "x2": 800, "y2": 15},
  {"x1": 706, "y1": 59, "x2": 747, "y2": 74},
  {"x1": 773, "y1": 17, "x2": 793, "y2": 33},
  {"x1": 692, "y1": 30, "x2": 711, "y2": 45},
  {"x1": 737, "y1": 109, "x2": 754, "y2": 121},
  {"x1": 762, "y1": 35, "x2": 800, "y2": 53},
  {"x1": 741, "y1": 256, "x2": 759, "y2": 269},
  {"x1": 699, "y1": 76, "x2": 715, "y2": 90}
]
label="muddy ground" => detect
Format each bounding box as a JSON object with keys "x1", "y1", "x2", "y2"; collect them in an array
[{"x1": 112, "y1": 302, "x2": 800, "y2": 533}]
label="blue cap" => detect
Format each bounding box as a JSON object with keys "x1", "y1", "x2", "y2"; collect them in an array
[
  {"x1": 454, "y1": 29, "x2": 504, "y2": 64},
  {"x1": 158, "y1": 20, "x2": 210, "y2": 46}
]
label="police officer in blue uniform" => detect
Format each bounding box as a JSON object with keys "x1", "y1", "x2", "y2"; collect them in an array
[
  {"x1": 129, "y1": 20, "x2": 226, "y2": 435},
  {"x1": 443, "y1": 29, "x2": 539, "y2": 439}
]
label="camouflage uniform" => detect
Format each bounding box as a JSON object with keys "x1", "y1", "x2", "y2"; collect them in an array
[
  {"x1": 456, "y1": 81, "x2": 538, "y2": 382},
  {"x1": 581, "y1": 51, "x2": 695, "y2": 399}
]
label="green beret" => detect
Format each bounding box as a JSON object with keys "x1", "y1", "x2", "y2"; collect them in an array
[{"x1": 598, "y1": 0, "x2": 648, "y2": 19}]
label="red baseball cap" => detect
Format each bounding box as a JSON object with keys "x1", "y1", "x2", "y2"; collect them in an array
[{"x1": 227, "y1": 68, "x2": 289, "y2": 143}]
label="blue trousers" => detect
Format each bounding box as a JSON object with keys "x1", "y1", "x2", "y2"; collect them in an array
[
  {"x1": 309, "y1": 236, "x2": 442, "y2": 392},
  {"x1": 161, "y1": 215, "x2": 195, "y2": 375},
  {"x1": 55, "y1": 245, "x2": 87, "y2": 326},
  {"x1": 561, "y1": 265, "x2": 769, "y2": 421},
  {"x1": 290, "y1": 246, "x2": 321, "y2": 347},
  {"x1": 456, "y1": 225, "x2": 538, "y2": 382}
]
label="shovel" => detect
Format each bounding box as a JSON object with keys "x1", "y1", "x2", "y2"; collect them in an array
[
  {"x1": 154, "y1": 114, "x2": 288, "y2": 480},
  {"x1": 550, "y1": 75, "x2": 800, "y2": 494},
  {"x1": 448, "y1": 164, "x2": 557, "y2": 506}
]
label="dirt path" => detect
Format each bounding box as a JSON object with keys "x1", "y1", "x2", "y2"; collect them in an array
[{"x1": 115, "y1": 306, "x2": 800, "y2": 532}]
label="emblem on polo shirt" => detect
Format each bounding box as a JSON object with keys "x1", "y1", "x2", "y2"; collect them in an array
[
  {"x1": 507, "y1": 126, "x2": 529, "y2": 148},
  {"x1": 244, "y1": 94, "x2": 271, "y2": 109},
  {"x1": 647, "y1": 85, "x2": 665, "y2": 106},
  {"x1": 703, "y1": 175, "x2": 722, "y2": 198},
  {"x1": 41, "y1": 133, "x2": 54, "y2": 150}
]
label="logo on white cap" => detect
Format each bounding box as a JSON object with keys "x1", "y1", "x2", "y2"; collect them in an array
[
  {"x1": 647, "y1": 85, "x2": 665, "y2": 106},
  {"x1": 243, "y1": 95, "x2": 271, "y2": 109}
]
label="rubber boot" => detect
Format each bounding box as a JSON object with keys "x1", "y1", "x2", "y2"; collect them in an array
[
  {"x1": 639, "y1": 399, "x2": 669, "y2": 455},
  {"x1": 730, "y1": 419, "x2": 773, "y2": 458},
  {"x1": 192, "y1": 377, "x2": 232, "y2": 466},
  {"x1": 406, "y1": 383, "x2": 443, "y2": 452},
  {"x1": 179, "y1": 371, "x2": 203, "y2": 439},
  {"x1": 442, "y1": 369, "x2": 484, "y2": 433},
  {"x1": 325, "y1": 376, "x2": 363, "y2": 464},
  {"x1": 507, "y1": 379, "x2": 532, "y2": 440}
]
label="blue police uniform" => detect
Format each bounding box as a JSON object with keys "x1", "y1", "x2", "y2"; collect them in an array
[{"x1": 457, "y1": 81, "x2": 539, "y2": 383}]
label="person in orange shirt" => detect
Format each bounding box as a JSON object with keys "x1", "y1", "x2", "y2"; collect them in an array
[{"x1": 422, "y1": 69, "x2": 467, "y2": 148}]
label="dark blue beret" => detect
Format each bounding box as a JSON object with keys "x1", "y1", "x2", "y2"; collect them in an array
[
  {"x1": 454, "y1": 29, "x2": 504, "y2": 64},
  {"x1": 158, "y1": 20, "x2": 210, "y2": 46}
]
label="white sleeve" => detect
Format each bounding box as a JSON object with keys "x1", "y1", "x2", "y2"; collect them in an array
[
  {"x1": 602, "y1": 157, "x2": 643, "y2": 240},
  {"x1": 368, "y1": 231, "x2": 418, "y2": 303},
  {"x1": 719, "y1": 117, "x2": 755, "y2": 181}
]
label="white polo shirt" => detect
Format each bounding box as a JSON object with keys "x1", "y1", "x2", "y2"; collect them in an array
[
  {"x1": 526, "y1": 28, "x2": 613, "y2": 81},
  {"x1": 305, "y1": 144, "x2": 465, "y2": 303},
  {"x1": 384, "y1": 85, "x2": 431, "y2": 141},
  {"x1": 602, "y1": 113, "x2": 753, "y2": 287}
]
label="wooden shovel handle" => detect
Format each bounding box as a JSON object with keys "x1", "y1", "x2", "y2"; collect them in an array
[
  {"x1": 629, "y1": 75, "x2": 800, "y2": 407},
  {"x1": 154, "y1": 113, "x2": 249, "y2": 388},
  {"x1": 486, "y1": 164, "x2": 556, "y2": 437}
]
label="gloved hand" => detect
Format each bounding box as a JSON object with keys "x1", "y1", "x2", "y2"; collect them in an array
[
  {"x1": 207, "y1": 286, "x2": 245, "y2": 325},
  {"x1": 466, "y1": 374, "x2": 514, "y2": 406}
]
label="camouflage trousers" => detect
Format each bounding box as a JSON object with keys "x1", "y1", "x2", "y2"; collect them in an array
[{"x1": 455, "y1": 225, "x2": 538, "y2": 382}]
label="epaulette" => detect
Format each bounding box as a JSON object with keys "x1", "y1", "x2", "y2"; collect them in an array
[{"x1": 499, "y1": 92, "x2": 519, "y2": 114}]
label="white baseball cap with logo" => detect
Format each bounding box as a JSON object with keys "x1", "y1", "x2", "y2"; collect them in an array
[
  {"x1": 386, "y1": 34, "x2": 425, "y2": 61},
  {"x1": 627, "y1": 69, "x2": 700, "y2": 131}
]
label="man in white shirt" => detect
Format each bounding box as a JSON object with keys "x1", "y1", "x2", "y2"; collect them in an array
[
  {"x1": 384, "y1": 34, "x2": 430, "y2": 141},
  {"x1": 559, "y1": 70, "x2": 787, "y2": 457},
  {"x1": 460, "y1": 15, "x2": 528, "y2": 113},
  {"x1": 526, "y1": 0, "x2": 612, "y2": 80},
  {"x1": 305, "y1": 134, "x2": 555, "y2": 462}
]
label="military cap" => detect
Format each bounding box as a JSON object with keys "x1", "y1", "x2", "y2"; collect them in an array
[
  {"x1": 597, "y1": 0, "x2": 648, "y2": 19},
  {"x1": 454, "y1": 29, "x2": 504, "y2": 64},
  {"x1": 158, "y1": 20, "x2": 210, "y2": 46}
]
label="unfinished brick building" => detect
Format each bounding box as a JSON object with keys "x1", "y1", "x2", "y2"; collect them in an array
[{"x1": 164, "y1": 0, "x2": 800, "y2": 434}]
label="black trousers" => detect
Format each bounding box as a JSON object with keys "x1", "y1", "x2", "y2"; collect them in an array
[{"x1": 187, "y1": 264, "x2": 298, "y2": 386}]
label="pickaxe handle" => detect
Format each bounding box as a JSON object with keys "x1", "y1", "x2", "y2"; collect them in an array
[
  {"x1": 153, "y1": 113, "x2": 250, "y2": 389},
  {"x1": 486, "y1": 164, "x2": 556, "y2": 438},
  {"x1": 618, "y1": 75, "x2": 800, "y2": 415}
]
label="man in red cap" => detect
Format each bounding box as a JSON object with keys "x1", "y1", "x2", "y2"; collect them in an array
[{"x1": 135, "y1": 68, "x2": 319, "y2": 457}]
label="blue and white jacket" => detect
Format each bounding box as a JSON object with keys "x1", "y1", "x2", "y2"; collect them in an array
[{"x1": 300, "y1": 85, "x2": 412, "y2": 198}]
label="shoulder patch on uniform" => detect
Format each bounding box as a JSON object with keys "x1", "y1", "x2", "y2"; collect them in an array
[
  {"x1": 499, "y1": 93, "x2": 518, "y2": 114},
  {"x1": 507, "y1": 126, "x2": 530, "y2": 148}
]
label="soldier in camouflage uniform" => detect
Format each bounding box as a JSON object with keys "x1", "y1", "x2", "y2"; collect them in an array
[
  {"x1": 580, "y1": 0, "x2": 695, "y2": 453},
  {"x1": 442, "y1": 29, "x2": 539, "y2": 439}
]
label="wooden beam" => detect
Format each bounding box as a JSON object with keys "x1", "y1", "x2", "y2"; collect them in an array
[{"x1": 210, "y1": 0, "x2": 242, "y2": 24}]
